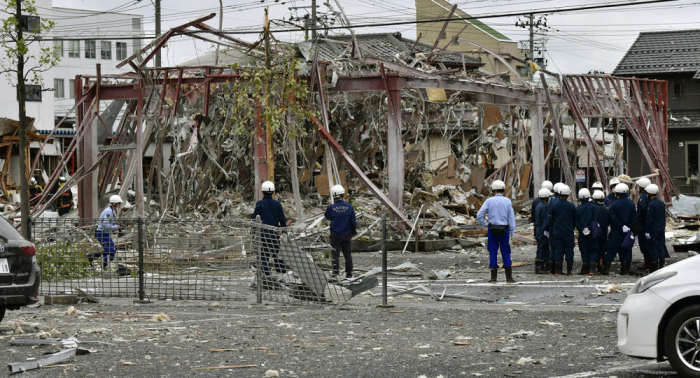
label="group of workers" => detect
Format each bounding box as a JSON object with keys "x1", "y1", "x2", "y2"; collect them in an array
[
  {"x1": 27, "y1": 176, "x2": 73, "y2": 216},
  {"x1": 478, "y1": 175, "x2": 666, "y2": 283},
  {"x1": 531, "y1": 177, "x2": 667, "y2": 277}
]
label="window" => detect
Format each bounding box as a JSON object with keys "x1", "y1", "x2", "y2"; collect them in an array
[
  {"x1": 674, "y1": 82, "x2": 684, "y2": 98},
  {"x1": 517, "y1": 66, "x2": 529, "y2": 77},
  {"x1": 53, "y1": 40, "x2": 63, "y2": 57},
  {"x1": 85, "y1": 40, "x2": 96, "y2": 59},
  {"x1": 100, "y1": 41, "x2": 111, "y2": 60},
  {"x1": 69, "y1": 79, "x2": 75, "y2": 99},
  {"x1": 68, "y1": 40, "x2": 79, "y2": 58},
  {"x1": 21, "y1": 15, "x2": 40, "y2": 33},
  {"x1": 116, "y1": 42, "x2": 127, "y2": 60},
  {"x1": 25, "y1": 85, "x2": 42, "y2": 102},
  {"x1": 132, "y1": 17, "x2": 141, "y2": 30},
  {"x1": 54, "y1": 79, "x2": 64, "y2": 99}
]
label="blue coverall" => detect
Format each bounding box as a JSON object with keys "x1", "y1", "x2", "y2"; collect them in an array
[
  {"x1": 325, "y1": 199, "x2": 357, "y2": 276},
  {"x1": 95, "y1": 205, "x2": 118, "y2": 268},
  {"x1": 605, "y1": 193, "x2": 637, "y2": 263},
  {"x1": 575, "y1": 200, "x2": 597, "y2": 264},
  {"x1": 534, "y1": 200, "x2": 550, "y2": 263},
  {"x1": 477, "y1": 194, "x2": 516, "y2": 269},
  {"x1": 593, "y1": 200, "x2": 610, "y2": 261},
  {"x1": 530, "y1": 196, "x2": 543, "y2": 223},
  {"x1": 549, "y1": 197, "x2": 576, "y2": 262},
  {"x1": 605, "y1": 192, "x2": 616, "y2": 208},
  {"x1": 546, "y1": 196, "x2": 560, "y2": 262},
  {"x1": 636, "y1": 192, "x2": 651, "y2": 260},
  {"x1": 253, "y1": 194, "x2": 288, "y2": 275},
  {"x1": 645, "y1": 197, "x2": 666, "y2": 262}
]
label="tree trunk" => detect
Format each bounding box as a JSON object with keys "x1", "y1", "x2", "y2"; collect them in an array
[{"x1": 16, "y1": 1, "x2": 30, "y2": 239}]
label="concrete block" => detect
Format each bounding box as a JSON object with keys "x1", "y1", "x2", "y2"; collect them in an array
[{"x1": 43, "y1": 295, "x2": 78, "y2": 305}]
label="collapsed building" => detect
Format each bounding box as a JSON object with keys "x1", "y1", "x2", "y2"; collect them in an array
[{"x1": 26, "y1": 14, "x2": 675, "y2": 242}]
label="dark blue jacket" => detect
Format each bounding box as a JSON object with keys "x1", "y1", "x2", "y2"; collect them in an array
[
  {"x1": 534, "y1": 200, "x2": 548, "y2": 238},
  {"x1": 325, "y1": 200, "x2": 357, "y2": 236},
  {"x1": 645, "y1": 197, "x2": 666, "y2": 234},
  {"x1": 547, "y1": 196, "x2": 559, "y2": 217},
  {"x1": 636, "y1": 192, "x2": 649, "y2": 225},
  {"x1": 594, "y1": 201, "x2": 610, "y2": 234},
  {"x1": 549, "y1": 197, "x2": 576, "y2": 238},
  {"x1": 575, "y1": 201, "x2": 596, "y2": 232},
  {"x1": 610, "y1": 193, "x2": 636, "y2": 231},
  {"x1": 605, "y1": 193, "x2": 615, "y2": 208},
  {"x1": 253, "y1": 195, "x2": 287, "y2": 228},
  {"x1": 530, "y1": 197, "x2": 543, "y2": 223}
]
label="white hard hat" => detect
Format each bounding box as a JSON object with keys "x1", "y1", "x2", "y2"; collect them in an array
[
  {"x1": 591, "y1": 181, "x2": 604, "y2": 190},
  {"x1": 636, "y1": 177, "x2": 651, "y2": 188},
  {"x1": 331, "y1": 184, "x2": 345, "y2": 198},
  {"x1": 578, "y1": 188, "x2": 591, "y2": 199},
  {"x1": 538, "y1": 188, "x2": 552, "y2": 198},
  {"x1": 491, "y1": 180, "x2": 506, "y2": 190},
  {"x1": 592, "y1": 190, "x2": 605, "y2": 200},
  {"x1": 30, "y1": 177, "x2": 37, "y2": 185},
  {"x1": 646, "y1": 184, "x2": 659, "y2": 195},
  {"x1": 552, "y1": 182, "x2": 563, "y2": 194},
  {"x1": 609, "y1": 178, "x2": 620, "y2": 186},
  {"x1": 559, "y1": 185, "x2": 571, "y2": 196},
  {"x1": 261, "y1": 180, "x2": 275, "y2": 194},
  {"x1": 109, "y1": 195, "x2": 123, "y2": 204},
  {"x1": 614, "y1": 183, "x2": 629, "y2": 193},
  {"x1": 541, "y1": 180, "x2": 553, "y2": 190},
  {"x1": 59, "y1": 176, "x2": 67, "y2": 182}
]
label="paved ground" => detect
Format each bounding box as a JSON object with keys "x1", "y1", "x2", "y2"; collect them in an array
[{"x1": 0, "y1": 241, "x2": 687, "y2": 377}]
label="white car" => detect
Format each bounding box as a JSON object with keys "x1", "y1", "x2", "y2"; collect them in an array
[{"x1": 618, "y1": 255, "x2": 700, "y2": 377}]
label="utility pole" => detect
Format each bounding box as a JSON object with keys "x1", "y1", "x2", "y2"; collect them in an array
[
  {"x1": 155, "y1": 0, "x2": 161, "y2": 67},
  {"x1": 15, "y1": 1, "x2": 29, "y2": 238},
  {"x1": 264, "y1": 8, "x2": 274, "y2": 183},
  {"x1": 528, "y1": 13, "x2": 534, "y2": 79},
  {"x1": 311, "y1": 0, "x2": 317, "y2": 39}
]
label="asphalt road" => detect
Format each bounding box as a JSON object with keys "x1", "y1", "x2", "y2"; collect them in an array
[{"x1": 0, "y1": 241, "x2": 686, "y2": 378}]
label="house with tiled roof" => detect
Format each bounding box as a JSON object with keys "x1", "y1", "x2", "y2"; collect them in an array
[{"x1": 613, "y1": 29, "x2": 700, "y2": 184}]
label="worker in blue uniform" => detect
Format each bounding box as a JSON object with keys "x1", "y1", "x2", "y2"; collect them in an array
[
  {"x1": 534, "y1": 188, "x2": 552, "y2": 274},
  {"x1": 603, "y1": 183, "x2": 637, "y2": 275},
  {"x1": 477, "y1": 180, "x2": 516, "y2": 284},
  {"x1": 591, "y1": 190, "x2": 610, "y2": 274},
  {"x1": 325, "y1": 185, "x2": 357, "y2": 279},
  {"x1": 575, "y1": 188, "x2": 596, "y2": 275},
  {"x1": 634, "y1": 177, "x2": 652, "y2": 270},
  {"x1": 546, "y1": 182, "x2": 563, "y2": 273},
  {"x1": 94, "y1": 195, "x2": 123, "y2": 270},
  {"x1": 530, "y1": 180, "x2": 553, "y2": 224},
  {"x1": 644, "y1": 184, "x2": 666, "y2": 272},
  {"x1": 590, "y1": 182, "x2": 604, "y2": 202},
  {"x1": 548, "y1": 184, "x2": 576, "y2": 276},
  {"x1": 605, "y1": 178, "x2": 620, "y2": 208},
  {"x1": 252, "y1": 181, "x2": 292, "y2": 277}
]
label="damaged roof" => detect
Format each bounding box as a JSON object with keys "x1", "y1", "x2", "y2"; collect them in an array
[
  {"x1": 298, "y1": 32, "x2": 484, "y2": 68},
  {"x1": 669, "y1": 109, "x2": 700, "y2": 129},
  {"x1": 613, "y1": 29, "x2": 700, "y2": 77}
]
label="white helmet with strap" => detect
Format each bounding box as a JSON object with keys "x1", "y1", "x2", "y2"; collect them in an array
[
  {"x1": 109, "y1": 195, "x2": 123, "y2": 205},
  {"x1": 331, "y1": 185, "x2": 345, "y2": 199},
  {"x1": 261, "y1": 180, "x2": 275, "y2": 194}
]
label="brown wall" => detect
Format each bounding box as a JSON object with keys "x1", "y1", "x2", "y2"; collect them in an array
[{"x1": 626, "y1": 128, "x2": 693, "y2": 178}]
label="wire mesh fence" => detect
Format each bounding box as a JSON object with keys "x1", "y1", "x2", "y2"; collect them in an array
[{"x1": 31, "y1": 215, "x2": 385, "y2": 305}]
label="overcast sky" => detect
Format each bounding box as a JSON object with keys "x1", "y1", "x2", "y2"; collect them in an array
[{"x1": 52, "y1": 0, "x2": 700, "y2": 74}]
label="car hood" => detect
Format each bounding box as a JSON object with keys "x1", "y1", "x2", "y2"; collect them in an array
[{"x1": 649, "y1": 254, "x2": 700, "y2": 303}]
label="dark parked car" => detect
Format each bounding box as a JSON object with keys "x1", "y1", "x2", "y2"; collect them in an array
[{"x1": 0, "y1": 217, "x2": 40, "y2": 323}]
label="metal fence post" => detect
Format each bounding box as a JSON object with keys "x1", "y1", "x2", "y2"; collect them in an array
[
  {"x1": 378, "y1": 212, "x2": 393, "y2": 308},
  {"x1": 134, "y1": 217, "x2": 150, "y2": 304},
  {"x1": 255, "y1": 215, "x2": 263, "y2": 304}
]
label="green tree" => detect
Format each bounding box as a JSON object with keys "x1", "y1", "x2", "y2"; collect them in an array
[{"x1": 0, "y1": 0, "x2": 60, "y2": 238}]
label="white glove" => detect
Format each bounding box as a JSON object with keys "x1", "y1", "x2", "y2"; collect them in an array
[
  {"x1": 544, "y1": 231, "x2": 550, "y2": 237},
  {"x1": 622, "y1": 225, "x2": 630, "y2": 233},
  {"x1": 645, "y1": 233, "x2": 650, "y2": 239},
  {"x1": 583, "y1": 228, "x2": 590, "y2": 236}
]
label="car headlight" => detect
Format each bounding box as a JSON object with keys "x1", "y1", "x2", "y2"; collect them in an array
[{"x1": 629, "y1": 271, "x2": 677, "y2": 295}]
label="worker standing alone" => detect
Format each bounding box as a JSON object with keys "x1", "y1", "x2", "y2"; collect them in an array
[
  {"x1": 644, "y1": 184, "x2": 666, "y2": 272},
  {"x1": 534, "y1": 188, "x2": 551, "y2": 274},
  {"x1": 477, "y1": 180, "x2": 516, "y2": 284},
  {"x1": 252, "y1": 181, "x2": 292, "y2": 277},
  {"x1": 548, "y1": 185, "x2": 576, "y2": 276},
  {"x1": 94, "y1": 195, "x2": 123, "y2": 270},
  {"x1": 575, "y1": 189, "x2": 596, "y2": 275},
  {"x1": 325, "y1": 185, "x2": 357, "y2": 279}
]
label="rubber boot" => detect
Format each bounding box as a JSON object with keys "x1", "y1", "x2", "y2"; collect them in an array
[
  {"x1": 659, "y1": 259, "x2": 666, "y2": 269},
  {"x1": 602, "y1": 261, "x2": 611, "y2": 276},
  {"x1": 649, "y1": 260, "x2": 658, "y2": 273},
  {"x1": 597, "y1": 258, "x2": 604, "y2": 274},
  {"x1": 554, "y1": 261, "x2": 564, "y2": 276},
  {"x1": 535, "y1": 260, "x2": 548, "y2": 275},
  {"x1": 588, "y1": 260, "x2": 598, "y2": 275},
  {"x1": 638, "y1": 254, "x2": 650, "y2": 270},
  {"x1": 619, "y1": 260, "x2": 630, "y2": 276},
  {"x1": 549, "y1": 260, "x2": 556, "y2": 276},
  {"x1": 566, "y1": 261, "x2": 573, "y2": 276},
  {"x1": 505, "y1": 266, "x2": 516, "y2": 283},
  {"x1": 578, "y1": 263, "x2": 589, "y2": 275},
  {"x1": 489, "y1": 268, "x2": 498, "y2": 284}
]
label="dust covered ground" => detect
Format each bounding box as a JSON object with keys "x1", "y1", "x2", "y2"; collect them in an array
[{"x1": 0, "y1": 242, "x2": 686, "y2": 378}]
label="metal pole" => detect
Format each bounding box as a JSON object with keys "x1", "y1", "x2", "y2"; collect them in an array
[
  {"x1": 138, "y1": 217, "x2": 145, "y2": 301},
  {"x1": 155, "y1": 0, "x2": 161, "y2": 68},
  {"x1": 311, "y1": 0, "x2": 317, "y2": 39},
  {"x1": 528, "y1": 13, "x2": 534, "y2": 80},
  {"x1": 255, "y1": 215, "x2": 263, "y2": 304},
  {"x1": 378, "y1": 212, "x2": 393, "y2": 308}
]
